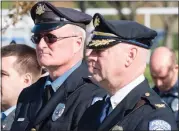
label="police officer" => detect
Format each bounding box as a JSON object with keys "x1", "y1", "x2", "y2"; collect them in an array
[
  {"x1": 11, "y1": 2, "x2": 106, "y2": 131},
  {"x1": 150, "y1": 46, "x2": 179, "y2": 126},
  {"x1": 1, "y1": 44, "x2": 41, "y2": 131},
  {"x1": 78, "y1": 13, "x2": 178, "y2": 131}
]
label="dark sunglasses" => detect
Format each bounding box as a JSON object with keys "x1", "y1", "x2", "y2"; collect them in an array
[{"x1": 31, "y1": 33, "x2": 77, "y2": 44}]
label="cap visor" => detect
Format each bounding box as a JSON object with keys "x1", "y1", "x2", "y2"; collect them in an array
[{"x1": 32, "y1": 23, "x2": 65, "y2": 33}]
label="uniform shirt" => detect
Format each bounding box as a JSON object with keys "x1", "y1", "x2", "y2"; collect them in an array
[
  {"x1": 153, "y1": 80, "x2": 179, "y2": 125},
  {"x1": 44, "y1": 60, "x2": 82, "y2": 92},
  {"x1": 1, "y1": 105, "x2": 16, "y2": 120},
  {"x1": 110, "y1": 74, "x2": 145, "y2": 109},
  {"x1": 78, "y1": 78, "x2": 178, "y2": 131}
]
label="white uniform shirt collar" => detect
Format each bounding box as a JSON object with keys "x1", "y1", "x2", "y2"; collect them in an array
[
  {"x1": 2, "y1": 105, "x2": 16, "y2": 117},
  {"x1": 110, "y1": 74, "x2": 145, "y2": 109}
]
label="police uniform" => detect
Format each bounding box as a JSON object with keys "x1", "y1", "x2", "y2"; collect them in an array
[
  {"x1": 78, "y1": 13, "x2": 178, "y2": 131},
  {"x1": 153, "y1": 80, "x2": 179, "y2": 126},
  {"x1": 1, "y1": 107, "x2": 16, "y2": 131},
  {"x1": 10, "y1": 2, "x2": 107, "y2": 131}
]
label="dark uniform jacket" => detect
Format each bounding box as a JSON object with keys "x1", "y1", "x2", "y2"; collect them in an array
[
  {"x1": 78, "y1": 79, "x2": 178, "y2": 131},
  {"x1": 11, "y1": 61, "x2": 107, "y2": 131},
  {"x1": 1, "y1": 109, "x2": 15, "y2": 131},
  {"x1": 153, "y1": 80, "x2": 179, "y2": 126}
]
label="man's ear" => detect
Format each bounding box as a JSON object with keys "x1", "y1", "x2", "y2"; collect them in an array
[
  {"x1": 23, "y1": 73, "x2": 33, "y2": 87},
  {"x1": 125, "y1": 47, "x2": 138, "y2": 67},
  {"x1": 73, "y1": 36, "x2": 83, "y2": 54}
]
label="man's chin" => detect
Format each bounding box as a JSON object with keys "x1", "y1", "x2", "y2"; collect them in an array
[{"x1": 90, "y1": 74, "x2": 101, "y2": 81}]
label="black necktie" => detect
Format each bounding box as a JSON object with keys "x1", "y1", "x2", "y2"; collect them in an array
[
  {"x1": 100, "y1": 97, "x2": 112, "y2": 123},
  {"x1": 1, "y1": 112, "x2": 6, "y2": 121},
  {"x1": 43, "y1": 85, "x2": 54, "y2": 106}
]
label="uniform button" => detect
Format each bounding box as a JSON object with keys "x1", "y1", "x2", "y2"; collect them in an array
[
  {"x1": 31, "y1": 128, "x2": 36, "y2": 131},
  {"x1": 145, "y1": 92, "x2": 150, "y2": 96}
]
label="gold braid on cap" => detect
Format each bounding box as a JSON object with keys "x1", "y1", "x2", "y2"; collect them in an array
[
  {"x1": 93, "y1": 31, "x2": 118, "y2": 37},
  {"x1": 88, "y1": 39, "x2": 116, "y2": 47}
]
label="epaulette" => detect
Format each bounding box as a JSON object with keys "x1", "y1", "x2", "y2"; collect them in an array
[{"x1": 142, "y1": 92, "x2": 167, "y2": 109}]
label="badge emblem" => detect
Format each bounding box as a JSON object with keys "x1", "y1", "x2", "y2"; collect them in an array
[
  {"x1": 52, "y1": 103, "x2": 65, "y2": 121},
  {"x1": 36, "y1": 4, "x2": 45, "y2": 15},
  {"x1": 171, "y1": 98, "x2": 179, "y2": 112},
  {"x1": 149, "y1": 119, "x2": 171, "y2": 130},
  {"x1": 94, "y1": 16, "x2": 100, "y2": 27}
]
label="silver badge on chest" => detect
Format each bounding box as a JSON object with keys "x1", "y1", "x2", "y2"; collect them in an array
[{"x1": 52, "y1": 103, "x2": 65, "y2": 121}]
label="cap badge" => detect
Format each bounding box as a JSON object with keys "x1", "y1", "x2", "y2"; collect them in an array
[
  {"x1": 94, "y1": 16, "x2": 100, "y2": 27},
  {"x1": 36, "y1": 4, "x2": 45, "y2": 15}
]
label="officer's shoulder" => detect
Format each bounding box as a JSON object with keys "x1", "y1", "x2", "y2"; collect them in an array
[
  {"x1": 82, "y1": 76, "x2": 106, "y2": 92},
  {"x1": 18, "y1": 76, "x2": 47, "y2": 100},
  {"x1": 135, "y1": 90, "x2": 178, "y2": 130},
  {"x1": 141, "y1": 89, "x2": 171, "y2": 112}
]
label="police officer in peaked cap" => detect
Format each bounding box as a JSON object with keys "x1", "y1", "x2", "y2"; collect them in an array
[
  {"x1": 11, "y1": 2, "x2": 106, "y2": 131},
  {"x1": 78, "y1": 13, "x2": 178, "y2": 131}
]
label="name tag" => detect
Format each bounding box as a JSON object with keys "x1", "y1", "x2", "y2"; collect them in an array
[{"x1": 17, "y1": 118, "x2": 25, "y2": 121}]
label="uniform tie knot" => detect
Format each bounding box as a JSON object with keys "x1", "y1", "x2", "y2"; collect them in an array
[{"x1": 1, "y1": 112, "x2": 6, "y2": 121}]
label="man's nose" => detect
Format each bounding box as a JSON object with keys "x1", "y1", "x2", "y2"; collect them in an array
[
  {"x1": 87, "y1": 50, "x2": 98, "y2": 62},
  {"x1": 37, "y1": 38, "x2": 48, "y2": 49}
]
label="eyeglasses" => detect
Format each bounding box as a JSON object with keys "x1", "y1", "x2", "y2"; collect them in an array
[{"x1": 31, "y1": 33, "x2": 77, "y2": 44}]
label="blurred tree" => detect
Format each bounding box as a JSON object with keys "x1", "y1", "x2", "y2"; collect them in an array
[
  {"x1": 2, "y1": 1, "x2": 36, "y2": 32},
  {"x1": 145, "y1": 2, "x2": 178, "y2": 49}
]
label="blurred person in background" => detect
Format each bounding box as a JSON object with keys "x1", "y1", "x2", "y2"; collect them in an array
[
  {"x1": 11, "y1": 2, "x2": 106, "y2": 131},
  {"x1": 78, "y1": 13, "x2": 178, "y2": 131},
  {"x1": 150, "y1": 46, "x2": 179, "y2": 126},
  {"x1": 1, "y1": 44, "x2": 41, "y2": 131}
]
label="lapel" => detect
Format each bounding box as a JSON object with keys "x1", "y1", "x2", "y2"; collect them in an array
[
  {"x1": 2, "y1": 109, "x2": 15, "y2": 130},
  {"x1": 33, "y1": 60, "x2": 90, "y2": 125},
  {"x1": 33, "y1": 83, "x2": 66, "y2": 125},
  {"x1": 63, "y1": 60, "x2": 90, "y2": 97},
  {"x1": 98, "y1": 79, "x2": 150, "y2": 131}
]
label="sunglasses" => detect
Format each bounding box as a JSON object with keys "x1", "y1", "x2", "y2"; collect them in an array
[{"x1": 31, "y1": 33, "x2": 77, "y2": 44}]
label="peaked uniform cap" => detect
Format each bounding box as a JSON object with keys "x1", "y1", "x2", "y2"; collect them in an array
[
  {"x1": 31, "y1": 1, "x2": 92, "y2": 33},
  {"x1": 88, "y1": 13, "x2": 157, "y2": 49}
]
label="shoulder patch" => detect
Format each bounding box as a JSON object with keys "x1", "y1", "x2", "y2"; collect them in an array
[
  {"x1": 149, "y1": 120, "x2": 171, "y2": 130},
  {"x1": 91, "y1": 97, "x2": 103, "y2": 105}
]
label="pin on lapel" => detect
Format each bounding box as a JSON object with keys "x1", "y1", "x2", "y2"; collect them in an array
[
  {"x1": 17, "y1": 118, "x2": 25, "y2": 121},
  {"x1": 52, "y1": 103, "x2": 65, "y2": 121},
  {"x1": 2, "y1": 124, "x2": 6, "y2": 129}
]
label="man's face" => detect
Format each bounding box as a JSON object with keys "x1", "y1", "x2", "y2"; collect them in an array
[
  {"x1": 1, "y1": 56, "x2": 25, "y2": 108},
  {"x1": 35, "y1": 25, "x2": 78, "y2": 67},
  {"x1": 150, "y1": 64, "x2": 175, "y2": 91},
  {"x1": 87, "y1": 44, "x2": 126, "y2": 84}
]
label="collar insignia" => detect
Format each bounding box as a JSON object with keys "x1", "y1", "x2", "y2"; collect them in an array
[{"x1": 155, "y1": 104, "x2": 165, "y2": 108}]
